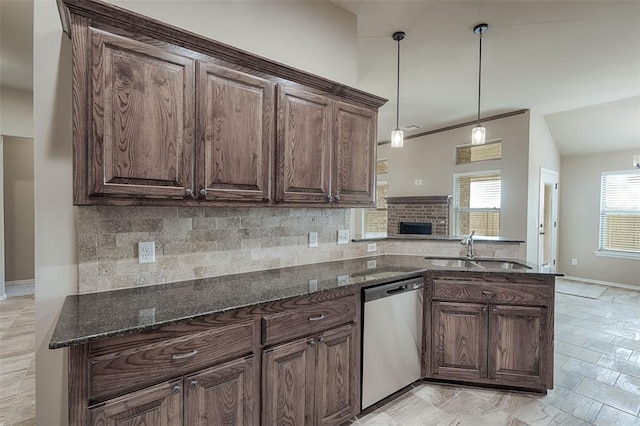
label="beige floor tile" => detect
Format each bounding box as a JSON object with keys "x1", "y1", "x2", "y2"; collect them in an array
[
  {"x1": 560, "y1": 357, "x2": 620, "y2": 386},
  {"x1": 582, "y1": 338, "x2": 634, "y2": 359},
  {"x1": 593, "y1": 404, "x2": 640, "y2": 426},
  {"x1": 575, "y1": 377, "x2": 640, "y2": 416},
  {"x1": 544, "y1": 385, "x2": 603, "y2": 422},
  {"x1": 615, "y1": 373, "x2": 640, "y2": 397},
  {"x1": 556, "y1": 340, "x2": 602, "y2": 363}
]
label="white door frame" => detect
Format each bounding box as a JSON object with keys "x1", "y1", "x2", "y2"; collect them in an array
[
  {"x1": 538, "y1": 168, "x2": 559, "y2": 273},
  {"x1": 0, "y1": 135, "x2": 5, "y2": 299}
]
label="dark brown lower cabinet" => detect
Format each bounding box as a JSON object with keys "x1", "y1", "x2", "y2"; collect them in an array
[
  {"x1": 89, "y1": 356, "x2": 256, "y2": 426},
  {"x1": 185, "y1": 356, "x2": 257, "y2": 425},
  {"x1": 431, "y1": 302, "x2": 488, "y2": 381},
  {"x1": 262, "y1": 323, "x2": 357, "y2": 426},
  {"x1": 431, "y1": 301, "x2": 547, "y2": 390},
  {"x1": 90, "y1": 379, "x2": 183, "y2": 425}
]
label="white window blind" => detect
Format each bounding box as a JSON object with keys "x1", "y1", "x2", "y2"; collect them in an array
[
  {"x1": 599, "y1": 170, "x2": 640, "y2": 254},
  {"x1": 454, "y1": 171, "x2": 501, "y2": 237}
]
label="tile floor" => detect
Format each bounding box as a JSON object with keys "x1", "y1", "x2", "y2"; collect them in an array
[
  {"x1": 0, "y1": 295, "x2": 35, "y2": 426},
  {"x1": 355, "y1": 280, "x2": 640, "y2": 425},
  {"x1": 1, "y1": 281, "x2": 639, "y2": 425}
]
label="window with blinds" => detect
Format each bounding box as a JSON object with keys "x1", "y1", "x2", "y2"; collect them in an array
[
  {"x1": 599, "y1": 170, "x2": 640, "y2": 255},
  {"x1": 453, "y1": 171, "x2": 501, "y2": 236}
]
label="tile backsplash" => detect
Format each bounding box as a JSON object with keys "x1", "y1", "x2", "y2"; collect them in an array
[{"x1": 77, "y1": 206, "x2": 367, "y2": 293}]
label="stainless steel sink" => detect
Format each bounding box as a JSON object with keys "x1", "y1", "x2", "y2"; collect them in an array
[{"x1": 424, "y1": 257, "x2": 531, "y2": 270}]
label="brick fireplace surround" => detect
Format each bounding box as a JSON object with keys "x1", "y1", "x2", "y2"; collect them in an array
[{"x1": 386, "y1": 196, "x2": 452, "y2": 236}]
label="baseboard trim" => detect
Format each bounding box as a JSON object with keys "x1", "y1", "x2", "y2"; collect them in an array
[
  {"x1": 561, "y1": 275, "x2": 640, "y2": 291},
  {"x1": 5, "y1": 279, "x2": 35, "y2": 287}
]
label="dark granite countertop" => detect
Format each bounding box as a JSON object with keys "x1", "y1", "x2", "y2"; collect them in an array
[
  {"x1": 351, "y1": 235, "x2": 525, "y2": 243},
  {"x1": 49, "y1": 254, "x2": 556, "y2": 350}
]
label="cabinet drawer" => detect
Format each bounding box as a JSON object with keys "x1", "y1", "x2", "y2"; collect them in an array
[
  {"x1": 433, "y1": 281, "x2": 549, "y2": 306},
  {"x1": 262, "y1": 296, "x2": 355, "y2": 346},
  {"x1": 89, "y1": 321, "x2": 255, "y2": 402}
]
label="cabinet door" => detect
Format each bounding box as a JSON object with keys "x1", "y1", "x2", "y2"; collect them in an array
[
  {"x1": 90, "y1": 29, "x2": 195, "y2": 199},
  {"x1": 488, "y1": 305, "x2": 547, "y2": 387},
  {"x1": 262, "y1": 337, "x2": 316, "y2": 425},
  {"x1": 184, "y1": 356, "x2": 257, "y2": 425},
  {"x1": 316, "y1": 324, "x2": 357, "y2": 426},
  {"x1": 90, "y1": 379, "x2": 182, "y2": 425},
  {"x1": 431, "y1": 302, "x2": 487, "y2": 381},
  {"x1": 276, "y1": 86, "x2": 332, "y2": 204},
  {"x1": 197, "y1": 63, "x2": 273, "y2": 202},
  {"x1": 332, "y1": 102, "x2": 377, "y2": 206}
]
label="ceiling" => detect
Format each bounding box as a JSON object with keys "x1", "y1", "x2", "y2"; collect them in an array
[
  {"x1": 334, "y1": 0, "x2": 640, "y2": 155},
  {"x1": 1, "y1": 0, "x2": 638, "y2": 156}
]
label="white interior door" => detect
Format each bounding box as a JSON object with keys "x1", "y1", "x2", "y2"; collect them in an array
[{"x1": 538, "y1": 168, "x2": 559, "y2": 273}]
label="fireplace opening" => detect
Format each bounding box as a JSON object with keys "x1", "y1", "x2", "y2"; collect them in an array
[{"x1": 399, "y1": 222, "x2": 432, "y2": 235}]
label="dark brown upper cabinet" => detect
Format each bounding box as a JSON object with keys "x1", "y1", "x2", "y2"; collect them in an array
[
  {"x1": 276, "y1": 86, "x2": 333, "y2": 204},
  {"x1": 61, "y1": 0, "x2": 386, "y2": 207},
  {"x1": 197, "y1": 63, "x2": 274, "y2": 203},
  {"x1": 276, "y1": 87, "x2": 377, "y2": 207},
  {"x1": 89, "y1": 29, "x2": 195, "y2": 200},
  {"x1": 333, "y1": 102, "x2": 377, "y2": 205}
]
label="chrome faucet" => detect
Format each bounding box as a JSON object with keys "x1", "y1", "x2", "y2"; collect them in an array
[{"x1": 460, "y1": 230, "x2": 476, "y2": 259}]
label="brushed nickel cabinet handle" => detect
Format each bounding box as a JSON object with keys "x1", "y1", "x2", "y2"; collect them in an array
[
  {"x1": 493, "y1": 308, "x2": 498, "y2": 314},
  {"x1": 172, "y1": 385, "x2": 181, "y2": 395},
  {"x1": 189, "y1": 380, "x2": 198, "y2": 389},
  {"x1": 199, "y1": 188, "x2": 207, "y2": 196},
  {"x1": 185, "y1": 188, "x2": 195, "y2": 198},
  {"x1": 326, "y1": 195, "x2": 334, "y2": 203},
  {"x1": 482, "y1": 307, "x2": 487, "y2": 313},
  {"x1": 308, "y1": 314, "x2": 325, "y2": 321},
  {"x1": 308, "y1": 340, "x2": 316, "y2": 347},
  {"x1": 171, "y1": 349, "x2": 198, "y2": 360},
  {"x1": 334, "y1": 194, "x2": 341, "y2": 201}
]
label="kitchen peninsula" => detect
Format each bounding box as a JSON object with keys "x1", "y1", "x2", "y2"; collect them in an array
[{"x1": 51, "y1": 251, "x2": 558, "y2": 425}]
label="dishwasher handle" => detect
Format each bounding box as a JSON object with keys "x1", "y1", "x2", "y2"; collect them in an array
[
  {"x1": 363, "y1": 277, "x2": 424, "y2": 302},
  {"x1": 386, "y1": 285, "x2": 408, "y2": 295}
]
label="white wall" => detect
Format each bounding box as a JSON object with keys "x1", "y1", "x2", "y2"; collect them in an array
[
  {"x1": 0, "y1": 87, "x2": 34, "y2": 138},
  {"x1": 3, "y1": 136, "x2": 35, "y2": 282},
  {"x1": 107, "y1": 0, "x2": 358, "y2": 86},
  {"x1": 378, "y1": 112, "x2": 531, "y2": 247},
  {"x1": 526, "y1": 111, "x2": 561, "y2": 264},
  {"x1": 34, "y1": 1, "x2": 358, "y2": 423},
  {"x1": 558, "y1": 149, "x2": 640, "y2": 286}
]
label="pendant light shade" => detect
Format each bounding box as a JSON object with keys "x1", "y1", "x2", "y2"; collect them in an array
[
  {"x1": 472, "y1": 23, "x2": 488, "y2": 145},
  {"x1": 391, "y1": 31, "x2": 405, "y2": 148}
]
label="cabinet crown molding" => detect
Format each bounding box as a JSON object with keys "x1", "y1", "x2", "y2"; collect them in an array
[{"x1": 57, "y1": 0, "x2": 387, "y2": 109}]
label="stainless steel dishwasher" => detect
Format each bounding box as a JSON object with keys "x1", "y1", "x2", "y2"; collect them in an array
[{"x1": 361, "y1": 276, "x2": 424, "y2": 409}]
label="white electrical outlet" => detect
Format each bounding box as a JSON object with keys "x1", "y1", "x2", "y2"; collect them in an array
[
  {"x1": 309, "y1": 278, "x2": 318, "y2": 291},
  {"x1": 138, "y1": 241, "x2": 155, "y2": 264},
  {"x1": 367, "y1": 259, "x2": 377, "y2": 269},
  {"x1": 308, "y1": 232, "x2": 318, "y2": 248},
  {"x1": 336, "y1": 274, "x2": 349, "y2": 286},
  {"x1": 367, "y1": 242, "x2": 377, "y2": 253},
  {"x1": 138, "y1": 307, "x2": 156, "y2": 324},
  {"x1": 337, "y1": 229, "x2": 349, "y2": 245},
  {"x1": 571, "y1": 258, "x2": 578, "y2": 265}
]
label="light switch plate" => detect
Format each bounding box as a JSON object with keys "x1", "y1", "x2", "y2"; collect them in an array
[
  {"x1": 367, "y1": 243, "x2": 377, "y2": 253},
  {"x1": 337, "y1": 229, "x2": 349, "y2": 245},
  {"x1": 367, "y1": 259, "x2": 377, "y2": 269},
  {"x1": 138, "y1": 241, "x2": 155, "y2": 264},
  {"x1": 309, "y1": 232, "x2": 318, "y2": 248}
]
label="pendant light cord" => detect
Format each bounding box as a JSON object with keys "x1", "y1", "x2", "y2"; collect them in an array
[
  {"x1": 477, "y1": 29, "x2": 483, "y2": 127},
  {"x1": 396, "y1": 37, "x2": 401, "y2": 130}
]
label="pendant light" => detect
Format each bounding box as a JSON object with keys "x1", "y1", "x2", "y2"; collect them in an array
[
  {"x1": 471, "y1": 23, "x2": 488, "y2": 145},
  {"x1": 391, "y1": 31, "x2": 405, "y2": 148}
]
